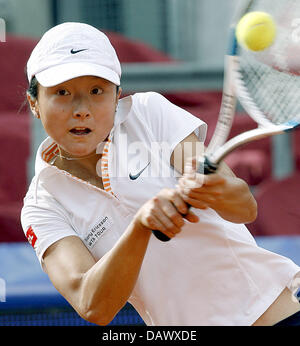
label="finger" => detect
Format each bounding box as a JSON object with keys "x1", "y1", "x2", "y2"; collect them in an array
[
  {"x1": 184, "y1": 157, "x2": 200, "y2": 177},
  {"x1": 202, "y1": 173, "x2": 226, "y2": 186},
  {"x1": 155, "y1": 198, "x2": 185, "y2": 231},
  {"x1": 146, "y1": 214, "x2": 176, "y2": 239},
  {"x1": 143, "y1": 212, "x2": 164, "y2": 230},
  {"x1": 178, "y1": 177, "x2": 203, "y2": 191},
  {"x1": 177, "y1": 182, "x2": 210, "y2": 202},
  {"x1": 159, "y1": 188, "x2": 189, "y2": 216},
  {"x1": 180, "y1": 173, "x2": 205, "y2": 189},
  {"x1": 153, "y1": 199, "x2": 184, "y2": 234},
  {"x1": 178, "y1": 178, "x2": 222, "y2": 196},
  {"x1": 180, "y1": 193, "x2": 209, "y2": 210},
  {"x1": 181, "y1": 189, "x2": 217, "y2": 203},
  {"x1": 184, "y1": 157, "x2": 196, "y2": 176},
  {"x1": 184, "y1": 210, "x2": 199, "y2": 223},
  {"x1": 170, "y1": 190, "x2": 189, "y2": 215},
  {"x1": 180, "y1": 172, "x2": 225, "y2": 190}
]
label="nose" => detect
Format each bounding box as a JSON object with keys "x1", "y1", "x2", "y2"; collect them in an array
[{"x1": 72, "y1": 96, "x2": 91, "y2": 119}]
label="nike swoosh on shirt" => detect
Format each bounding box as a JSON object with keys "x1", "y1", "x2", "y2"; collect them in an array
[
  {"x1": 70, "y1": 48, "x2": 88, "y2": 54},
  {"x1": 129, "y1": 162, "x2": 150, "y2": 180}
]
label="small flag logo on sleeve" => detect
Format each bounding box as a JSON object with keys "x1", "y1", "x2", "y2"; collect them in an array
[{"x1": 26, "y1": 226, "x2": 37, "y2": 248}]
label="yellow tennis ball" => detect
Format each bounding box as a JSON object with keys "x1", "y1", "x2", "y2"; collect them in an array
[{"x1": 236, "y1": 11, "x2": 276, "y2": 51}]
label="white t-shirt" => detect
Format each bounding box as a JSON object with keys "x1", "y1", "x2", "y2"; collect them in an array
[{"x1": 21, "y1": 92, "x2": 300, "y2": 326}]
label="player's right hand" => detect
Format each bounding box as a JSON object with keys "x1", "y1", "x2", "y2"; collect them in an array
[{"x1": 134, "y1": 188, "x2": 199, "y2": 239}]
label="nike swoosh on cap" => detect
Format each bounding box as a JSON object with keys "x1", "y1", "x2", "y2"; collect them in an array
[
  {"x1": 70, "y1": 48, "x2": 88, "y2": 54},
  {"x1": 129, "y1": 162, "x2": 150, "y2": 180}
]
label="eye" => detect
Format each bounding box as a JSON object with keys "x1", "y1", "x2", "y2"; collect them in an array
[
  {"x1": 56, "y1": 89, "x2": 70, "y2": 96},
  {"x1": 91, "y1": 87, "x2": 103, "y2": 95}
]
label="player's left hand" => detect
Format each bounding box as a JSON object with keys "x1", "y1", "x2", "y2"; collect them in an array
[{"x1": 177, "y1": 158, "x2": 257, "y2": 224}]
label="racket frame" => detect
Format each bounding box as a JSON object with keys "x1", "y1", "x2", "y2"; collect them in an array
[{"x1": 202, "y1": 0, "x2": 300, "y2": 170}]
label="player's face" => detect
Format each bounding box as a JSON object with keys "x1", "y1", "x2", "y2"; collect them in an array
[{"x1": 34, "y1": 76, "x2": 121, "y2": 158}]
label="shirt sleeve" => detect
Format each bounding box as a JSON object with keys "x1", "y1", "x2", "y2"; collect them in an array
[
  {"x1": 132, "y1": 92, "x2": 207, "y2": 153},
  {"x1": 21, "y1": 201, "x2": 79, "y2": 269}
]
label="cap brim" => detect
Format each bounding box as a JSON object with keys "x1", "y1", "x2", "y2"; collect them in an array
[{"x1": 35, "y1": 62, "x2": 121, "y2": 87}]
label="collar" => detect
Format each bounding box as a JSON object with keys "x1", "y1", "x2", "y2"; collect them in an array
[{"x1": 113, "y1": 94, "x2": 133, "y2": 127}]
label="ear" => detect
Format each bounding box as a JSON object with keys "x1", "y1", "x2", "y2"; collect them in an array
[
  {"x1": 116, "y1": 86, "x2": 122, "y2": 102},
  {"x1": 26, "y1": 93, "x2": 40, "y2": 118},
  {"x1": 114, "y1": 87, "x2": 122, "y2": 113}
]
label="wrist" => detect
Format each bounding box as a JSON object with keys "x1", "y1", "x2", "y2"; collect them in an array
[{"x1": 131, "y1": 217, "x2": 152, "y2": 237}]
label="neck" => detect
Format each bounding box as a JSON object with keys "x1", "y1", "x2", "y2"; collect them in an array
[
  {"x1": 57, "y1": 151, "x2": 99, "y2": 161},
  {"x1": 54, "y1": 149, "x2": 102, "y2": 177},
  {"x1": 53, "y1": 135, "x2": 110, "y2": 178}
]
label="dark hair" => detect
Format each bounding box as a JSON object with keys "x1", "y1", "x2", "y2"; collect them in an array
[
  {"x1": 27, "y1": 76, "x2": 39, "y2": 100},
  {"x1": 17, "y1": 74, "x2": 39, "y2": 114}
]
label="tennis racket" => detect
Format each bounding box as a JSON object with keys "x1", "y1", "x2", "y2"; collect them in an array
[{"x1": 153, "y1": 0, "x2": 300, "y2": 242}]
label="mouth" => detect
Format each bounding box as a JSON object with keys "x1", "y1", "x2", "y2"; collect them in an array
[{"x1": 69, "y1": 127, "x2": 92, "y2": 136}]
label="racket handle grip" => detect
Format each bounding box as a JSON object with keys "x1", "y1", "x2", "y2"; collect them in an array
[
  {"x1": 152, "y1": 156, "x2": 218, "y2": 242},
  {"x1": 198, "y1": 156, "x2": 218, "y2": 175},
  {"x1": 151, "y1": 230, "x2": 171, "y2": 242}
]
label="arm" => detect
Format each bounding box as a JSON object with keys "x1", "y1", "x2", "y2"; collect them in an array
[
  {"x1": 171, "y1": 132, "x2": 257, "y2": 224},
  {"x1": 43, "y1": 222, "x2": 151, "y2": 326},
  {"x1": 43, "y1": 189, "x2": 198, "y2": 326}
]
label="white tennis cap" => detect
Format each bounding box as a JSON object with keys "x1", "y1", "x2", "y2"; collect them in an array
[{"x1": 27, "y1": 22, "x2": 121, "y2": 87}]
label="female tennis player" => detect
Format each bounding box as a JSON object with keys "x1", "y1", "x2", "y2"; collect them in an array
[{"x1": 22, "y1": 22, "x2": 300, "y2": 326}]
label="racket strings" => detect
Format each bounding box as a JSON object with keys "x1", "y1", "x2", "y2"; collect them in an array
[
  {"x1": 236, "y1": 0, "x2": 300, "y2": 126},
  {"x1": 240, "y1": 59, "x2": 300, "y2": 125},
  {"x1": 239, "y1": 46, "x2": 300, "y2": 125}
]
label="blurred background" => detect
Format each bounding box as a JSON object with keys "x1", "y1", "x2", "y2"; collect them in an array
[{"x1": 0, "y1": 0, "x2": 299, "y2": 326}]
